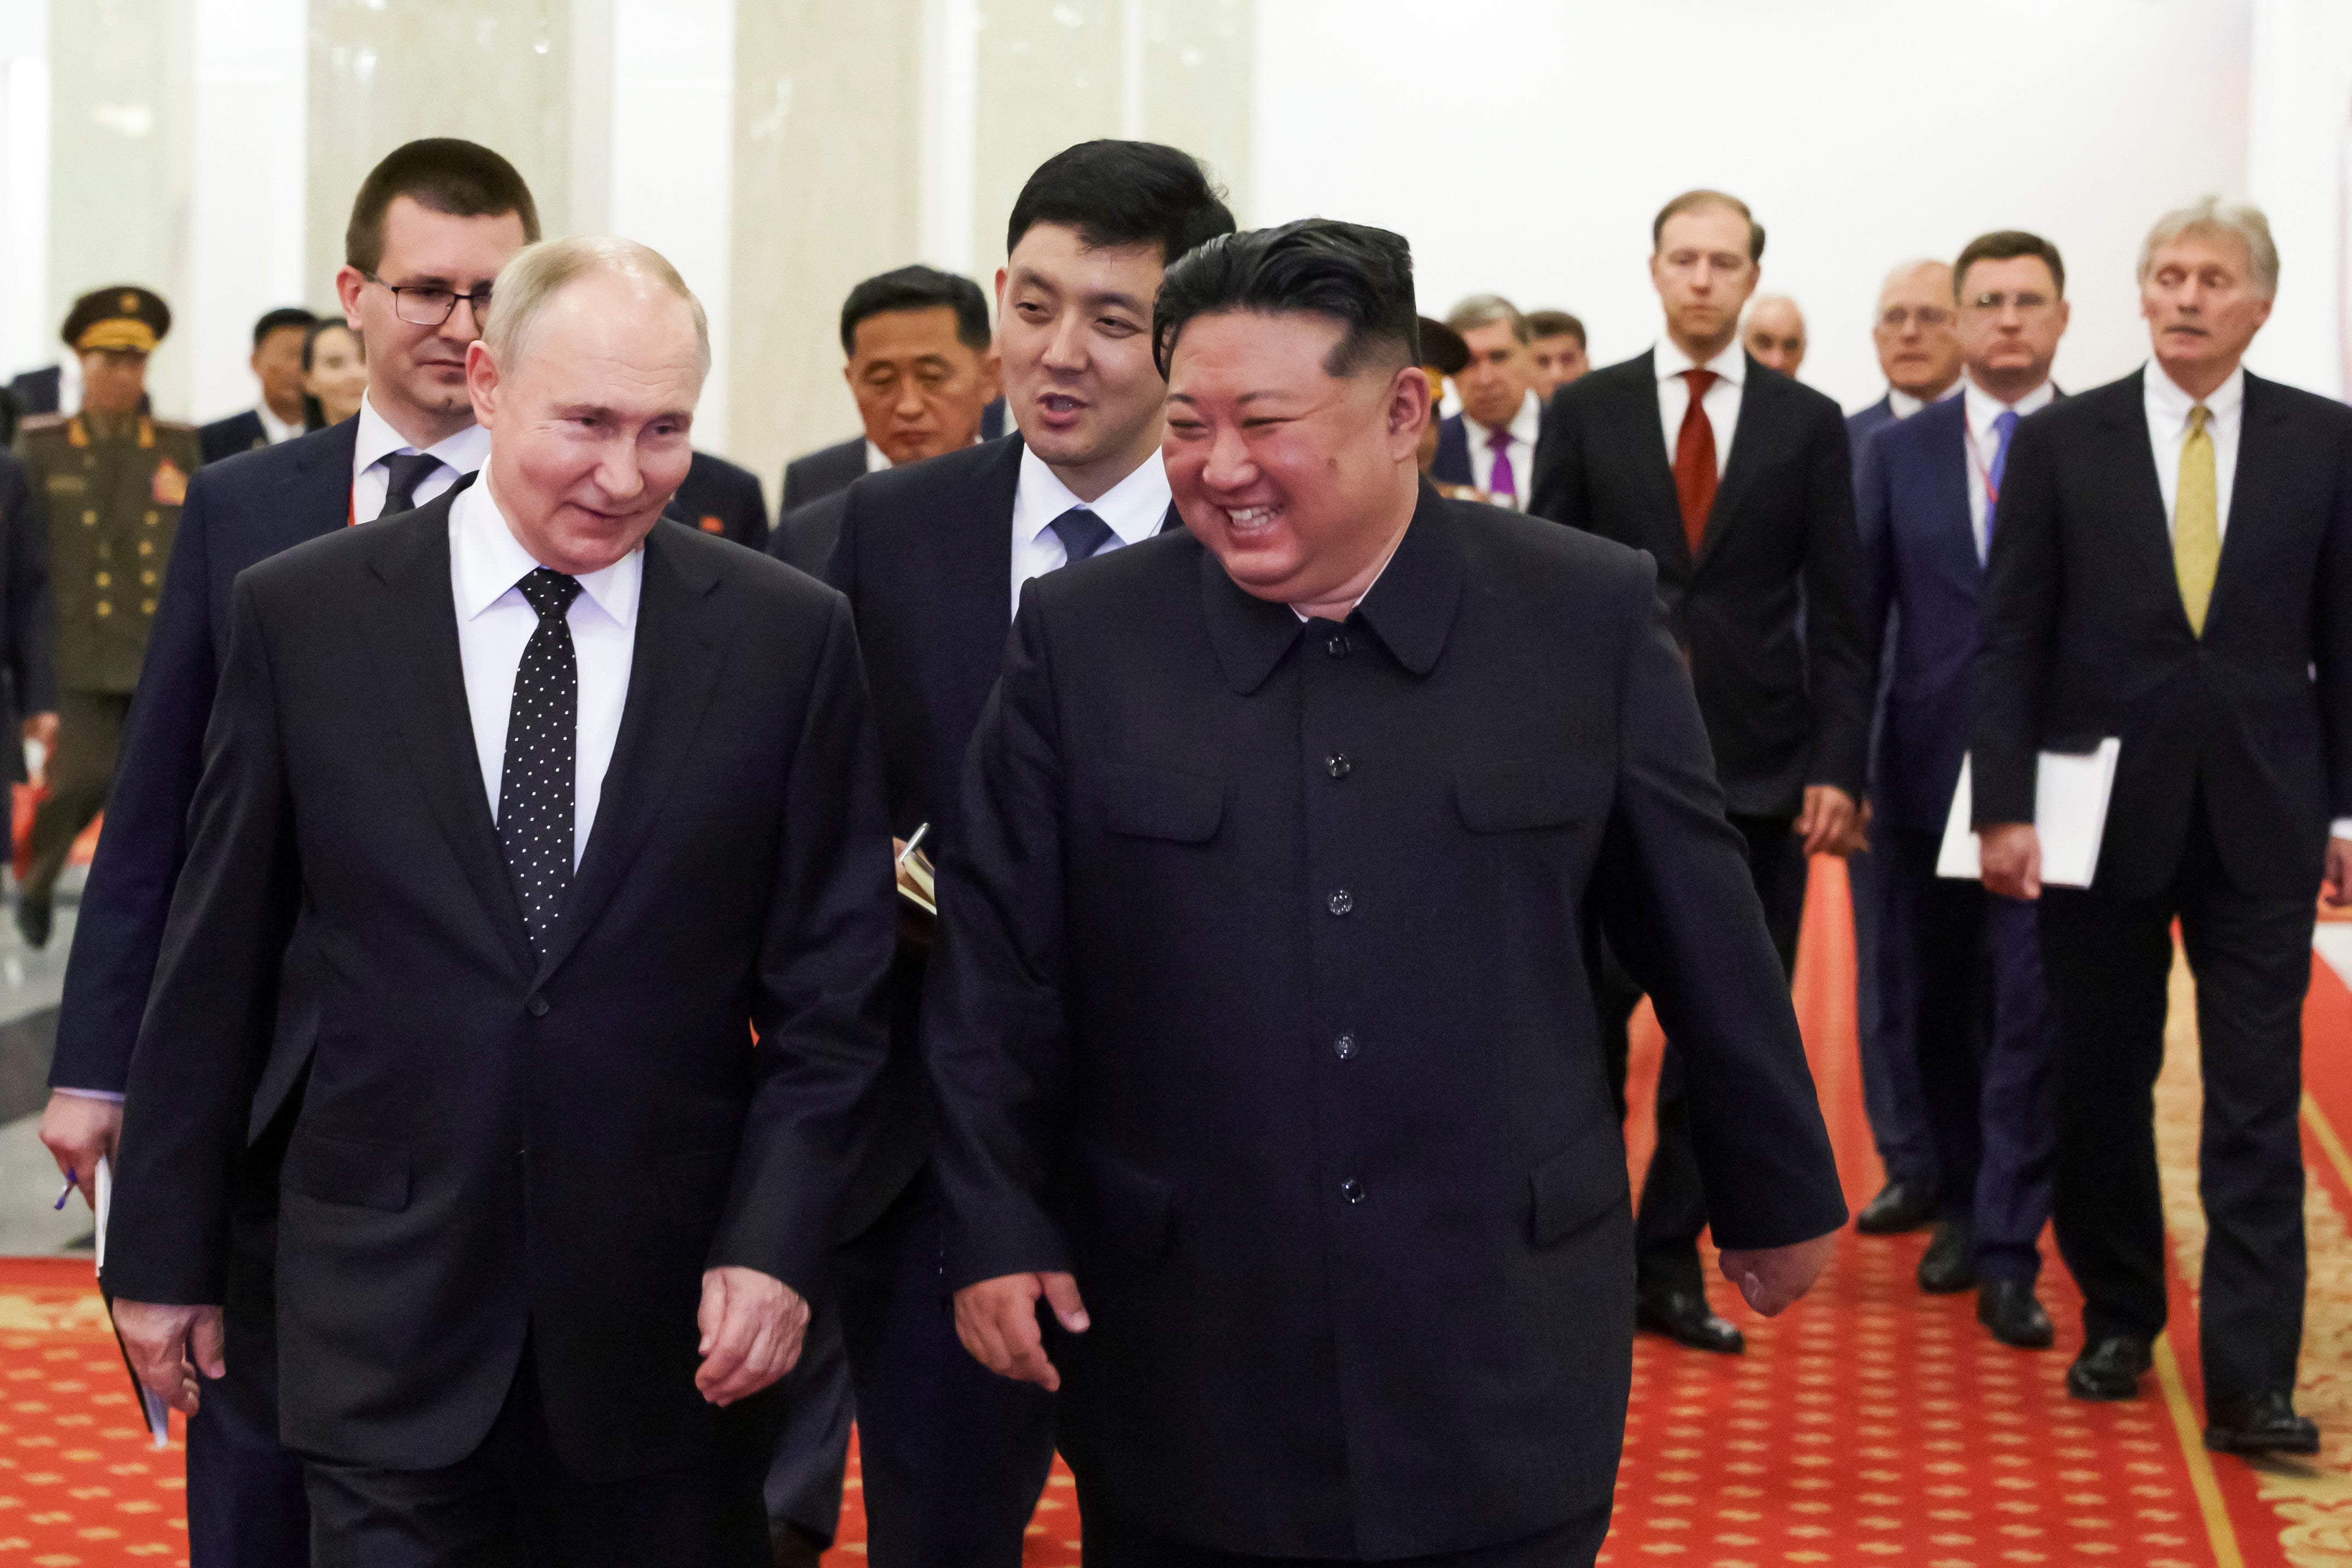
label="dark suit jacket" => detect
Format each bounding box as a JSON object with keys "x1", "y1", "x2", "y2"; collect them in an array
[
  {"x1": 52, "y1": 420, "x2": 359, "y2": 1099},
  {"x1": 1847, "y1": 394, "x2": 1897, "y2": 457},
  {"x1": 1972, "y1": 370, "x2": 2352, "y2": 900},
  {"x1": 0, "y1": 452, "x2": 56, "y2": 762},
  {"x1": 1430, "y1": 406, "x2": 1544, "y2": 493},
  {"x1": 781, "y1": 437, "x2": 866, "y2": 518},
  {"x1": 9, "y1": 366, "x2": 59, "y2": 416},
  {"x1": 1530, "y1": 350, "x2": 1870, "y2": 815},
  {"x1": 108, "y1": 493, "x2": 899, "y2": 1480},
  {"x1": 198, "y1": 409, "x2": 270, "y2": 465},
  {"x1": 772, "y1": 488, "x2": 846, "y2": 580},
  {"x1": 925, "y1": 488, "x2": 1845, "y2": 1558},
  {"x1": 670, "y1": 449, "x2": 769, "y2": 550}
]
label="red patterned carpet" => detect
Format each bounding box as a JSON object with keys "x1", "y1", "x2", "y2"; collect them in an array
[{"x1": 9, "y1": 861, "x2": 2352, "y2": 1566}]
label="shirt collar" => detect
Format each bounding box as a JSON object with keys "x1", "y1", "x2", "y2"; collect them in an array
[
  {"x1": 1963, "y1": 373, "x2": 2056, "y2": 427},
  {"x1": 2146, "y1": 359, "x2": 2244, "y2": 431},
  {"x1": 865, "y1": 439, "x2": 891, "y2": 474},
  {"x1": 256, "y1": 403, "x2": 302, "y2": 445},
  {"x1": 1656, "y1": 337, "x2": 1746, "y2": 387},
  {"x1": 1014, "y1": 443, "x2": 1172, "y2": 546},
  {"x1": 451, "y1": 470, "x2": 643, "y2": 630},
  {"x1": 354, "y1": 393, "x2": 492, "y2": 482}
]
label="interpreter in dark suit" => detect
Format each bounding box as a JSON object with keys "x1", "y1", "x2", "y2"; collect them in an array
[
  {"x1": 1530, "y1": 189, "x2": 1870, "y2": 1356},
  {"x1": 772, "y1": 266, "x2": 1003, "y2": 578},
  {"x1": 934, "y1": 217, "x2": 1844, "y2": 1567},
  {"x1": 197, "y1": 308, "x2": 317, "y2": 464},
  {"x1": 1429, "y1": 292, "x2": 1543, "y2": 508},
  {"x1": 107, "y1": 236, "x2": 897, "y2": 1565},
  {"x1": 37, "y1": 137, "x2": 538, "y2": 1568},
  {"x1": 672, "y1": 449, "x2": 769, "y2": 550},
  {"x1": 780, "y1": 403, "x2": 1007, "y2": 517},
  {"x1": 1859, "y1": 230, "x2": 2072, "y2": 1350},
  {"x1": 824, "y1": 139, "x2": 1230, "y2": 1568},
  {"x1": 1975, "y1": 200, "x2": 2352, "y2": 1453},
  {"x1": 1844, "y1": 257, "x2": 1964, "y2": 1241}
]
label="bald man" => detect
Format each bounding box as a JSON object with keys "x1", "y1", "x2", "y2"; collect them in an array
[
  {"x1": 1743, "y1": 295, "x2": 1808, "y2": 379},
  {"x1": 1851, "y1": 261, "x2": 1963, "y2": 449}
]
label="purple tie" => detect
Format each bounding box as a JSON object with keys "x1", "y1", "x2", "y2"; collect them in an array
[{"x1": 1487, "y1": 427, "x2": 1518, "y2": 505}]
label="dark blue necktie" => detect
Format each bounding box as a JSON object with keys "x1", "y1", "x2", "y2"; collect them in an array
[
  {"x1": 499, "y1": 568, "x2": 582, "y2": 960},
  {"x1": 1047, "y1": 506, "x2": 1114, "y2": 568},
  {"x1": 1984, "y1": 408, "x2": 2020, "y2": 543},
  {"x1": 377, "y1": 452, "x2": 443, "y2": 520}
]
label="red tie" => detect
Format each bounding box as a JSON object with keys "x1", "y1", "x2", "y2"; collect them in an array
[{"x1": 1674, "y1": 369, "x2": 1719, "y2": 557}]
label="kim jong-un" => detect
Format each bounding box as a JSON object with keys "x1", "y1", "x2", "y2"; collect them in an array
[{"x1": 924, "y1": 218, "x2": 1848, "y2": 1566}]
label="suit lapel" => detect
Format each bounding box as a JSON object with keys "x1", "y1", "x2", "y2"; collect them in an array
[
  {"x1": 1620, "y1": 351, "x2": 1692, "y2": 567},
  {"x1": 532, "y1": 523, "x2": 728, "y2": 985},
  {"x1": 2093, "y1": 372, "x2": 2189, "y2": 630},
  {"x1": 2211, "y1": 373, "x2": 2291, "y2": 626},
  {"x1": 358, "y1": 485, "x2": 534, "y2": 975},
  {"x1": 938, "y1": 435, "x2": 1023, "y2": 660},
  {"x1": 1927, "y1": 402, "x2": 1981, "y2": 584},
  {"x1": 1698, "y1": 355, "x2": 1774, "y2": 564},
  {"x1": 285, "y1": 421, "x2": 360, "y2": 544}
]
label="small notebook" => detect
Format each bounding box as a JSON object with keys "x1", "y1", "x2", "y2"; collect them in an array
[{"x1": 1937, "y1": 740, "x2": 2121, "y2": 890}]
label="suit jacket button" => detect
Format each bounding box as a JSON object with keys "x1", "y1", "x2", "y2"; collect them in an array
[
  {"x1": 1325, "y1": 633, "x2": 1350, "y2": 658},
  {"x1": 1326, "y1": 753, "x2": 1352, "y2": 779},
  {"x1": 1340, "y1": 1178, "x2": 1365, "y2": 1204},
  {"x1": 527, "y1": 995, "x2": 549, "y2": 1017},
  {"x1": 1326, "y1": 889, "x2": 1353, "y2": 916},
  {"x1": 1333, "y1": 1033, "x2": 1356, "y2": 1060}
]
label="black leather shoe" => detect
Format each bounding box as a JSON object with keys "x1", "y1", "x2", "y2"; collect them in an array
[
  {"x1": 14, "y1": 892, "x2": 49, "y2": 950},
  {"x1": 1917, "y1": 1220, "x2": 1977, "y2": 1293},
  {"x1": 1977, "y1": 1279, "x2": 2054, "y2": 1348},
  {"x1": 1636, "y1": 1289, "x2": 1745, "y2": 1354},
  {"x1": 1856, "y1": 1179, "x2": 1936, "y2": 1235},
  {"x1": 2067, "y1": 1335, "x2": 2153, "y2": 1400},
  {"x1": 2205, "y1": 1391, "x2": 2321, "y2": 1455},
  {"x1": 771, "y1": 1524, "x2": 829, "y2": 1568}
]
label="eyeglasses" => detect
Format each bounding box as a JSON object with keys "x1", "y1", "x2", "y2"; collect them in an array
[
  {"x1": 364, "y1": 273, "x2": 493, "y2": 327},
  {"x1": 1965, "y1": 291, "x2": 2056, "y2": 314},
  {"x1": 1878, "y1": 305, "x2": 1953, "y2": 330}
]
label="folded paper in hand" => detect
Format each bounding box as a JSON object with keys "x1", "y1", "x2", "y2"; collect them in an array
[
  {"x1": 1937, "y1": 739, "x2": 2121, "y2": 889},
  {"x1": 94, "y1": 1156, "x2": 174, "y2": 1449}
]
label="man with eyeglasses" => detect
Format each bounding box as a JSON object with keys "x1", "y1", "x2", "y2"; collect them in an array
[
  {"x1": 1845, "y1": 258, "x2": 1962, "y2": 1247},
  {"x1": 1531, "y1": 189, "x2": 1870, "y2": 1358},
  {"x1": 37, "y1": 137, "x2": 537, "y2": 1568},
  {"x1": 1858, "y1": 230, "x2": 2069, "y2": 1351}
]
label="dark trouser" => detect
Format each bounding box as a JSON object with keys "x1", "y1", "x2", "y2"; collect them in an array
[
  {"x1": 1635, "y1": 811, "x2": 1808, "y2": 1296},
  {"x1": 23, "y1": 688, "x2": 128, "y2": 904},
  {"x1": 2038, "y1": 804, "x2": 2314, "y2": 1404},
  {"x1": 1078, "y1": 1490, "x2": 1613, "y2": 1568},
  {"x1": 1882, "y1": 827, "x2": 2057, "y2": 1282},
  {"x1": 836, "y1": 1167, "x2": 1056, "y2": 1568},
  {"x1": 303, "y1": 1349, "x2": 770, "y2": 1568},
  {"x1": 1848, "y1": 832, "x2": 1936, "y2": 1193},
  {"x1": 762, "y1": 1302, "x2": 852, "y2": 1546}
]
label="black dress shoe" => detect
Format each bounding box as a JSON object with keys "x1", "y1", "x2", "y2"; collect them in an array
[
  {"x1": 1916, "y1": 1220, "x2": 1977, "y2": 1293},
  {"x1": 1977, "y1": 1279, "x2": 2054, "y2": 1348},
  {"x1": 2067, "y1": 1335, "x2": 2154, "y2": 1400},
  {"x1": 1856, "y1": 1179, "x2": 1936, "y2": 1235},
  {"x1": 1636, "y1": 1289, "x2": 1745, "y2": 1354},
  {"x1": 771, "y1": 1524, "x2": 829, "y2": 1568},
  {"x1": 2205, "y1": 1391, "x2": 2321, "y2": 1455},
  {"x1": 14, "y1": 892, "x2": 49, "y2": 950}
]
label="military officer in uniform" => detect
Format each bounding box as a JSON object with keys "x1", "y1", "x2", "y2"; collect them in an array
[{"x1": 11, "y1": 287, "x2": 197, "y2": 947}]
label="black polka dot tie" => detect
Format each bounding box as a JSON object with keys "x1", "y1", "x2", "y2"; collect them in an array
[{"x1": 499, "y1": 567, "x2": 582, "y2": 960}]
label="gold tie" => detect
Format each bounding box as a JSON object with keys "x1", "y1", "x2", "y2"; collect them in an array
[{"x1": 2173, "y1": 404, "x2": 2219, "y2": 636}]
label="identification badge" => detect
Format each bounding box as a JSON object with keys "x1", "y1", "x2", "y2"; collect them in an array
[{"x1": 150, "y1": 458, "x2": 187, "y2": 507}]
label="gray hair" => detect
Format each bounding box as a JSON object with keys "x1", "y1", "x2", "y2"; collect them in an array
[
  {"x1": 2138, "y1": 198, "x2": 2280, "y2": 300},
  {"x1": 1445, "y1": 292, "x2": 1530, "y2": 346},
  {"x1": 482, "y1": 235, "x2": 712, "y2": 375}
]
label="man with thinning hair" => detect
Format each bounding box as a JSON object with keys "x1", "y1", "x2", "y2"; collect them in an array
[
  {"x1": 1431, "y1": 292, "x2": 1541, "y2": 507},
  {"x1": 106, "y1": 235, "x2": 898, "y2": 1563},
  {"x1": 932, "y1": 216, "x2": 1843, "y2": 1566},
  {"x1": 1976, "y1": 200, "x2": 2352, "y2": 1451}
]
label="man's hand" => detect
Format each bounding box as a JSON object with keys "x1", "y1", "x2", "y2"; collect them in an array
[
  {"x1": 114, "y1": 1299, "x2": 225, "y2": 1416},
  {"x1": 695, "y1": 1266, "x2": 808, "y2": 1406},
  {"x1": 1835, "y1": 799, "x2": 1874, "y2": 858},
  {"x1": 1980, "y1": 822, "x2": 2041, "y2": 901},
  {"x1": 2325, "y1": 836, "x2": 2352, "y2": 909},
  {"x1": 38, "y1": 1092, "x2": 121, "y2": 1207},
  {"x1": 953, "y1": 1271, "x2": 1089, "y2": 1392},
  {"x1": 1718, "y1": 1231, "x2": 1837, "y2": 1317},
  {"x1": 1793, "y1": 785, "x2": 1858, "y2": 858},
  {"x1": 20, "y1": 710, "x2": 55, "y2": 777}
]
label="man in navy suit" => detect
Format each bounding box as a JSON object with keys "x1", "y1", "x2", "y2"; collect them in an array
[
  {"x1": 1430, "y1": 293, "x2": 1542, "y2": 508},
  {"x1": 822, "y1": 139, "x2": 1231, "y2": 1566},
  {"x1": 1845, "y1": 258, "x2": 1963, "y2": 1241},
  {"x1": 1859, "y1": 231, "x2": 2069, "y2": 1350},
  {"x1": 36, "y1": 136, "x2": 538, "y2": 1568},
  {"x1": 197, "y1": 308, "x2": 317, "y2": 464}
]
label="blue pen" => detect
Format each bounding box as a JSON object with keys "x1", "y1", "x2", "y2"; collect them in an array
[{"x1": 53, "y1": 1168, "x2": 76, "y2": 1210}]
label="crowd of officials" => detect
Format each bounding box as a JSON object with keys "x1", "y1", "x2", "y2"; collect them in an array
[{"x1": 13, "y1": 129, "x2": 2350, "y2": 1568}]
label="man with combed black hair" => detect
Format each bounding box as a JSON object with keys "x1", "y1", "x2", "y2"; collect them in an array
[
  {"x1": 823, "y1": 139, "x2": 1232, "y2": 1565},
  {"x1": 929, "y1": 216, "x2": 1844, "y2": 1566},
  {"x1": 200, "y1": 307, "x2": 319, "y2": 463}
]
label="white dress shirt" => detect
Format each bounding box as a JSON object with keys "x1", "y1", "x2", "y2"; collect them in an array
[
  {"x1": 256, "y1": 402, "x2": 303, "y2": 446},
  {"x1": 451, "y1": 475, "x2": 641, "y2": 871},
  {"x1": 1008, "y1": 446, "x2": 1172, "y2": 614},
  {"x1": 1885, "y1": 381, "x2": 1961, "y2": 421},
  {"x1": 1961, "y1": 376, "x2": 2056, "y2": 563},
  {"x1": 55, "y1": 355, "x2": 82, "y2": 418},
  {"x1": 1463, "y1": 389, "x2": 1542, "y2": 509},
  {"x1": 353, "y1": 395, "x2": 490, "y2": 523},
  {"x1": 2146, "y1": 361, "x2": 2243, "y2": 543},
  {"x1": 1654, "y1": 339, "x2": 1746, "y2": 475},
  {"x1": 865, "y1": 439, "x2": 892, "y2": 476}
]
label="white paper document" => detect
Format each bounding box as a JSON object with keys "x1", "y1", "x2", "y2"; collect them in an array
[
  {"x1": 94, "y1": 1155, "x2": 174, "y2": 1449},
  {"x1": 1937, "y1": 739, "x2": 2121, "y2": 889}
]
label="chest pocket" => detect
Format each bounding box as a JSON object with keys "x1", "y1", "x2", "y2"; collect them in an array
[
  {"x1": 1455, "y1": 756, "x2": 1605, "y2": 833},
  {"x1": 1100, "y1": 762, "x2": 1223, "y2": 843}
]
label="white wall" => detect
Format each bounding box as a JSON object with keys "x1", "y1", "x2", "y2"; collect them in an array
[
  {"x1": 1253, "y1": 0, "x2": 2266, "y2": 411},
  {"x1": 188, "y1": 0, "x2": 306, "y2": 424},
  {"x1": 2247, "y1": 0, "x2": 2352, "y2": 399}
]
